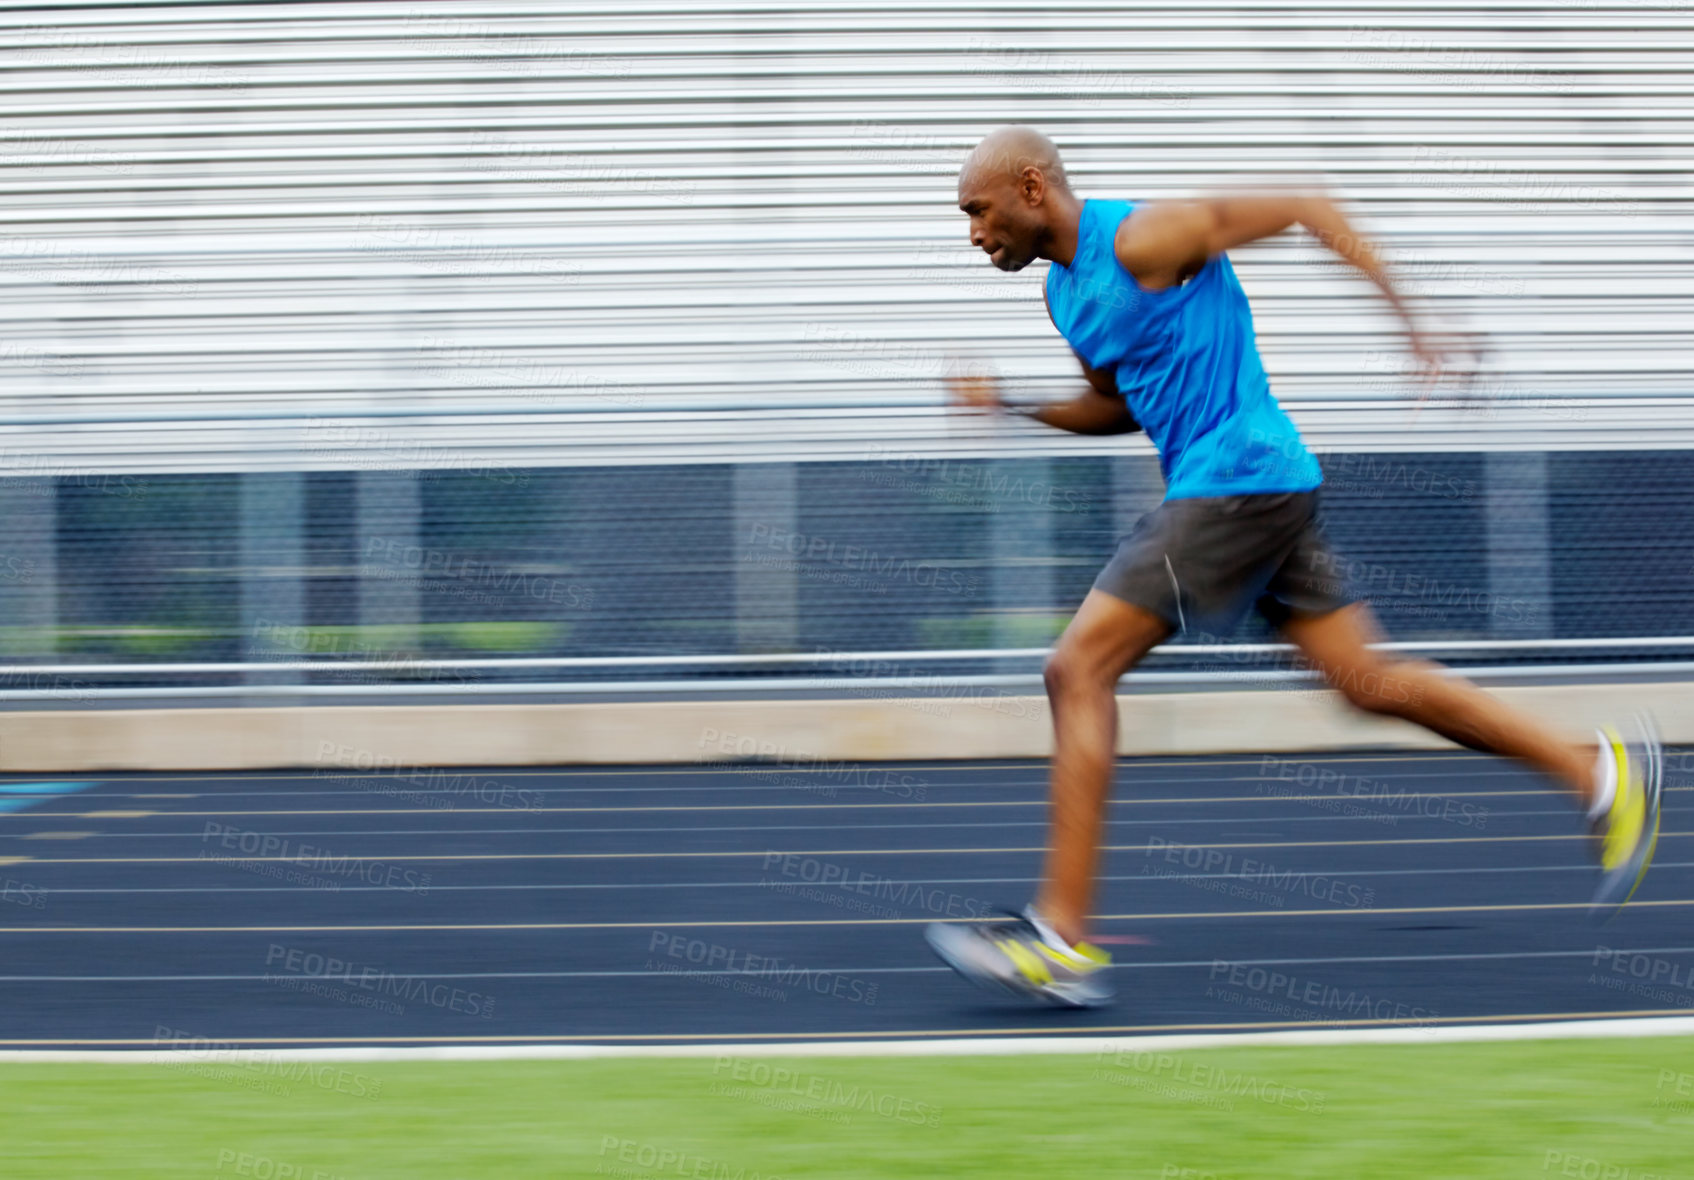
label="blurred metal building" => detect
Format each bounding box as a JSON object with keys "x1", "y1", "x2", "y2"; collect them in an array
[{"x1": 0, "y1": 2, "x2": 1689, "y2": 702}]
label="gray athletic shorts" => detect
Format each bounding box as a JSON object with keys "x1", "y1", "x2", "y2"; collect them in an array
[{"x1": 1093, "y1": 489, "x2": 1356, "y2": 633}]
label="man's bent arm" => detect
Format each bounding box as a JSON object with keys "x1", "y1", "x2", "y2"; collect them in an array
[
  {"x1": 1015, "y1": 290, "x2": 1143, "y2": 436},
  {"x1": 1114, "y1": 195, "x2": 1416, "y2": 332},
  {"x1": 1017, "y1": 386, "x2": 1141, "y2": 435},
  {"x1": 1012, "y1": 350, "x2": 1141, "y2": 435}
]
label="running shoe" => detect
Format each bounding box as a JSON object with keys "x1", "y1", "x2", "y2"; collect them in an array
[
  {"x1": 924, "y1": 906, "x2": 1113, "y2": 1008},
  {"x1": 1588, "y1": 714, "x2": 1663, "y2": 922}
]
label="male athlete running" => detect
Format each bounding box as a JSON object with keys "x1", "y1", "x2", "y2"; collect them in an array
[{"x1": 923, "y1": 126, "x2": 1663, "y2": 1008}]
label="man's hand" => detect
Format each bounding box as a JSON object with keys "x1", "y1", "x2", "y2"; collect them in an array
[
  {"x1": 945, "y1": 351, "x2": 1141, "y2": 435},
  {"x1": 944, "y1": 371, "x2": 1006, "y2": 414},
  {"x1": 1407, "y1": 323, "x2": 1490, "y2": 412}
]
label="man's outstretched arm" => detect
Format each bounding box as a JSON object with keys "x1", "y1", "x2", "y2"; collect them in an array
[
  {"x1": 1119, "y1": 193, "x2": 1407, "y2": 301},
  {"x1": 1112, "y1": 193, "x2": 1468, "y2": 387}
]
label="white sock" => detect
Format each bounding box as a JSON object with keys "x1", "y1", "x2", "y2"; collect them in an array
[{"x1": 1587, "y1": 731, "x2": 1617, "y2": 822}]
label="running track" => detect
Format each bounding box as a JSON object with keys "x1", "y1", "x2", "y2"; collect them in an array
[{"x1": 1, "y1": 751, "x2": 1691, "y2": 1050}]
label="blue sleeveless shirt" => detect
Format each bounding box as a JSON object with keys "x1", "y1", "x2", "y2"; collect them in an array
[{"x1": 1044, "y1": 199, "x2": 1321, "y2": 501}]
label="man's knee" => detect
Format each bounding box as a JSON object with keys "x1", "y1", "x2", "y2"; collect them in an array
[
  {"x1": 1044, "y1": 648, "x2": 1110, "y2": 697},
  {"x1": 1043, "y1": 650, "x2": 1076, "y2": 697}
]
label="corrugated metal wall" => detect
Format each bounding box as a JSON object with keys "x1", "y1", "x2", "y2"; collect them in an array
[{"x1": 2, "y1": 1, "x2": 1690, "y2": 476}]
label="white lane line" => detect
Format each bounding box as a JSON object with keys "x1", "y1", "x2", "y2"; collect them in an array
[
  {"x1": 5, "y1": 809, "x2": 1599, "y2": 840},
  {"x1": 0, "y1": 753, "x2": 1527, "y2": 787},
  {"x1": 8, "y1": 898, "x2": 1694, "y2": 932},
  {"x1": 19, "y1": 790, "x2": 1613, "y2": 820},
  {"x1": 47, "y1": 788, "x2": 1605, "y2": 816},
  {"x1": 21, "y1": 779, "x2": 1686, "y2": 816},
  {"x1": 5, "y1": 1015, "x2": 1694, "y2": 1061},
  {"x1": 15, "y1": 766, "x2": 1570, "y2": 802},
  {"x1": 17, "y1": 832, "x2": 1694, "y2": 864},
  {"x1": 32, "y1": 860, "x2": 1694, "y2": 893},
  {"x1": 3, "y1": 944, "x2": 1693, "y2": 983}
]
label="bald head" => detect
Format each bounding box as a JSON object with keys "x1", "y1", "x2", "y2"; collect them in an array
[
  {"x1": 956, "y1": 126, "x2": 1078, "y2": 273},
  {"x1": 959, "y1": 126, "x2": 1070, "y2": 194}
]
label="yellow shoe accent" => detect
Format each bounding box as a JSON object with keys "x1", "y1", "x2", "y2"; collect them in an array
[
  {"x1": 998, "y1": 937, "x2": 1053, "y2": 985},
  {"x1": 1621, "y1": 755, "x2": 1663, "y2": 907},
  {"x1": 1600, "y1": 727, "x2": 1644, "y2": 872},
  {"x1": 1620, "y1": 816, "x2": 1661, "y2": 908},
  {"x1": 1036, "y1": 940, "x2": 1112, "y2": 971}
]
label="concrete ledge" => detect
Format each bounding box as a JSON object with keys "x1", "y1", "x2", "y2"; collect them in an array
[{"x1": 0, "y1": 682, "x2": 1690, "y2": 772}]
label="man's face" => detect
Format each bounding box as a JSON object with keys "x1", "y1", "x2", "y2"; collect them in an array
[{"x1": 958, "y1": 167, "x2": 1043, "y2": 272}]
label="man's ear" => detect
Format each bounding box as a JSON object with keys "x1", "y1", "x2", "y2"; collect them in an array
[{"x1": 1021, "y1": 166, "x2": 1045, "y2": 205}]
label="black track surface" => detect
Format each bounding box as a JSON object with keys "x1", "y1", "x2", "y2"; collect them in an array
[{"x1": 1, "y1": 751, "x2": 1690, "y2": 1049}]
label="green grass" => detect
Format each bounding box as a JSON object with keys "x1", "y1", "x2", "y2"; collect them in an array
[
  {"x1": 3, "y1": 1039, "x2": 1692, "y2": 1178},
  {"x1": 915, "y1": 611, "x2": 1073, "y2": 648},
  {"x1": 255, "y1": 621, "x2": 563, "y2": 655},
  {"x1": 0, "y1": 621, "x2": 566, "y2": 659}
]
